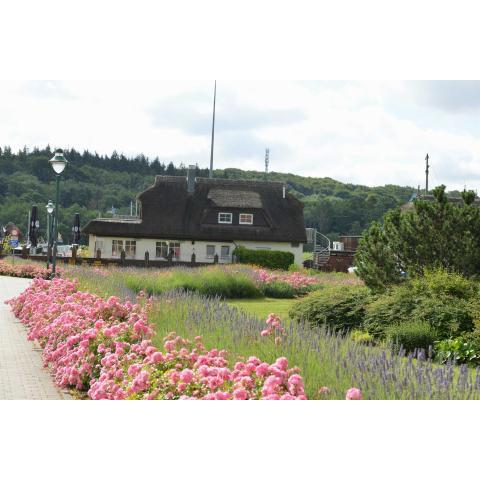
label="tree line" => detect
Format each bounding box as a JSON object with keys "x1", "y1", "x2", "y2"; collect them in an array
[{"x1": 0, "y1": 146, "x2": 415, "y2": 244}]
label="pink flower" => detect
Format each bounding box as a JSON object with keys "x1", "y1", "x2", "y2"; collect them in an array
[
  {"x1": 274, "y1": 357, "x2": 288, "y2": 371},
  {"x1": 233, "y1": 388, "x2": 248, "y2": 400},
  {"x1": 151, "y1": 351, "x2": 163, "y2": 363},
  {"x1": 318, "y1": 386, "x2": 330, "y2": 395},
  {"x1": 255, "y1": 363, "x2": 269, "y2": 377},
  {"x1": 179, "y1": 369, "x2": 194, "y2": 384},
  {"x1": 346, "y1": 387, "x2": 363, "y2": 400}
]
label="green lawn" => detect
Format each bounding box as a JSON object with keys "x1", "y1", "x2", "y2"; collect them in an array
[{"x1": 227, "y1": 297, "x2": 299, "y2": 324}]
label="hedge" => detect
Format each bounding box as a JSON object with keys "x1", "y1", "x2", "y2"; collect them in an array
[
  {"x1": 234, "y1": 246, "x2": 294, "y2": 270},
  {"x1": 289, "y1": 285, "x2": 371, "y2": 333}
]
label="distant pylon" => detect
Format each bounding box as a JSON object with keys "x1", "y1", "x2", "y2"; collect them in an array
[
  {"x1": 425, "y1": 153, "x2": 429, "y2": 195},
  {"x1": 209, "y1": 81, "x2": 216, "y2": 179},
  {"x1": 264, "y1": 148, "x2": 270, "y2": 180}
]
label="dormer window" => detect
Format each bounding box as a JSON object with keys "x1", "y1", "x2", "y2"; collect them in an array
[
  {"x1": 239, "y1": 213, "x2": 253, "y2": 225},
  {"x1": 218, "y1": 212, "x2": 232, "y2": 224}
]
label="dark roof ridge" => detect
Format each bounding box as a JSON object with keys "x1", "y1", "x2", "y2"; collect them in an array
[
  {"x1": 196, "y1": 177, "x2": 284, "y2": 188},
  {"x1": 154, "y1": 175, "x2": 186, "y2": 184},
  {"x1": 153, "y1": 175, "x2": 285, "y2": 188}
]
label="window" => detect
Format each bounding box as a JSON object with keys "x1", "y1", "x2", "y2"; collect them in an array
[
  {"x1": 94, "y1": 240, "x2": 104, "y2": 254},
  {"x1": 169, "y1": 242, "x2": 180, "y2": 259},
  {"x1": 156, "y1": 241, "x2": 180, "y2": 260},
  {"x1": 112, "y1": 239, "x2": 124, "y2": 257},
  {"x1": 239, "y1": 213, "x2": 253, "y2": 225},
  {"x1": 125, "y1": 240, "x2": 136, "y2": 258},
  {"x1": 221, "y1": 245, "x2": 230, "y2": 258},
  {"x1": 218, "y1": 212, "x2": 232, "y2": 224},
  {"x1": 206, "y1": 245, "x2": 215, "y2": 258},
  {"x1": 156, "y1": 241, "x2": 168, "y2": 259}
]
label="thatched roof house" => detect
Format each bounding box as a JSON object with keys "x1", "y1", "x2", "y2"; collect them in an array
[{"x1": 83, "y1": 167, "x2": 306, "y2": 265}]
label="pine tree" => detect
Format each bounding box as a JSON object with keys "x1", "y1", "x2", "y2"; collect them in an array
[{"x1": 356, "y1": 185, "x2": 480, "y2": 291}]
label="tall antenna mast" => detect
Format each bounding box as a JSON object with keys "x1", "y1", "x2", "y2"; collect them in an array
[
  {"x1": 209, "y1": 80, "x2": 216, "y2": 179},
  {"x1": 425, "y1": 153, "x2": 429, "y2": 195},
  {"x1": 264, "y1": 148, "x2": 270, "y2": 180}
]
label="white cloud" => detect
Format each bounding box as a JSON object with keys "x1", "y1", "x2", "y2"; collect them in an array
[{"x1": 1, "y1": 80, "x2": 480, "y2": 190}]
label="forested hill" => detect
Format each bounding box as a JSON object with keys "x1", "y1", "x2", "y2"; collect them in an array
[{"x1": 0, "y1": 146, "x2": 415, "y2": 244}]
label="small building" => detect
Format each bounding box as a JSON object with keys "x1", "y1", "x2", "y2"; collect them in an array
[
  {"x1": 401, "y1": 193, "x2": 480, "y2": 212},
  {"x1": 82, "y1": 167, "x2": 307, "y2": 265}
]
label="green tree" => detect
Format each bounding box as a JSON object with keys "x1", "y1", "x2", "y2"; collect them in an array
[{"x1": 355, "y1": 185, "x2": 480, "y2": 291}]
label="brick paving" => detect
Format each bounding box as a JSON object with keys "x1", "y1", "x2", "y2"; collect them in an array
[{"x1": 0, "y1": 275, "x2": 69, "y2": 400}]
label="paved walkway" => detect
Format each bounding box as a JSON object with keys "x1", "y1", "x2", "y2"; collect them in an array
[{"x1": 0, "y1": 276, "x2": 69, "y2": 399}]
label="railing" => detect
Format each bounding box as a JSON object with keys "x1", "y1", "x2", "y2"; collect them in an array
[
  {"x1": 306, "y1": 228, "x2": 331, "y2": 268},
  {"x1": 95, "y1": 215, "x2": 141, "y2": 222}
]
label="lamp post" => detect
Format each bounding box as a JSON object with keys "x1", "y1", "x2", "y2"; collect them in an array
[
  {"x1": 46, "y1": 200, "x2": 54, "y2": 268},
  {"x1": 49, "y1": 150, "x2": 68, "y2": 276}
]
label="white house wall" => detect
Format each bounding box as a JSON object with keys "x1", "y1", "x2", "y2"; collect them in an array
[{"x1": 88, "y1": 235, "x2": 304, "y2": 265}]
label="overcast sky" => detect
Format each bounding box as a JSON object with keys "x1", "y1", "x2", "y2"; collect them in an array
[{"x1": 1, "y1": 80, "x2": 480, "y2": 190}]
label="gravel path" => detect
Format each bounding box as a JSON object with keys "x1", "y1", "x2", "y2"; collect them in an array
[{"x1": 0, "y1": 276, "x2": 69, "y2": 400}]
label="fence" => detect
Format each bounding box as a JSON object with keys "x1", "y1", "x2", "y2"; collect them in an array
[{"x1": 0, "y1": 246, "x2": 222, "y2": 270}]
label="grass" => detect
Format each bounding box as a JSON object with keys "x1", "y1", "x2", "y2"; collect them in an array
[{"x1": 227, "y1": 298, "x2": 298, "y2": 325}]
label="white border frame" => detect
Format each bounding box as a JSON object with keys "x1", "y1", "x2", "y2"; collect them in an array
[
  {"x1": 239, "y1": 213, "x2": 253, "y2": 225},
  {"x1": 218, "y1": 212, "x2": 232, "y2": 224}
]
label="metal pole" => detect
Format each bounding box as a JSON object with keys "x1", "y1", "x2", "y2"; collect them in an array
[
  {"x1": 209, "y1": 80, "x2": 216, "y2": 179},
  {"x1": 52, "y1": 175, "x2": 60, "y2": 276},
  {"x1": 425, "y1": 153, "x2": 429, "y2": 195},
  {"x1": 47, "y1": 212, "x2": 50, "y2": 270},
  {"x1": 27, "y1": 210, "x2": 31, "y2": 247}
]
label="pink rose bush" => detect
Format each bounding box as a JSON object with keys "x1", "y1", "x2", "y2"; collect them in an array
[
  {"x1": 253, "y1": 268, "x2": 319, "y2": 296},
  {"x1": 0, "y1": 260, "x2": 52, "y2": 279},
  {"x1": 6, "y1": 277, "x2": 308, "y2": 400},
  {"x1": 260, "y1": 313, "x2": 286, "y2": 346}
]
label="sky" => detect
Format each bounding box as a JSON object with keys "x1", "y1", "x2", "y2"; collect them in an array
[{"x1": 1, "y1": 80, "x2": 480, "y2": 190}]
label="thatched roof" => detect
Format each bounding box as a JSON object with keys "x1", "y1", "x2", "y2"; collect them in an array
[{"x1": 83, "y1": 176, "x2": 306, "y2": 243}]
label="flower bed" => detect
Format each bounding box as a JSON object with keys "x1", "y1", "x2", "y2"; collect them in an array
[
  {"x1": 6, "y1": 277, "x2": 310, "y2": 400},
  {"x1": 253, "y1": 268, "x2": 320, "y2": 297},
  {"x1": 0, "y1": 259, "x2": 52, "y2": 279}
]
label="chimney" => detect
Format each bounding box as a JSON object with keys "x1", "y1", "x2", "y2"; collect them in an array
[
  {"x1": 282, "y1": 184, "x2": 286, "y2": 199},
  {"x1": 187, "y1": 165, "x2": 196, "y2": 193}
]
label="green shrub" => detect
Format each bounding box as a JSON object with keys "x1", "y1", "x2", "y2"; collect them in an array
[
  {"x1": 260, "y1": 281, "x2": 296, "y2": 299},
  {"x1": 289, "y1": 286, "x2": 371, "y2": 333},
  {"x1": 350, "y1": 330, "x2": 375, "y2": 345},
  {"x1": 363, "y1": 286, "x2": 414, "y2": 337},
  {"x1": 385, "y1": 319, "x2": 439, "y2": 354},
  {"x1": 434, "y1": 338, "x2": 480, "y2": 365},
  {"x1": 364, "y1": 269, "x2": 479, "y2": 339},
  {"x1": 234, "y1": 246, "x2": 294, "y2": 270}
]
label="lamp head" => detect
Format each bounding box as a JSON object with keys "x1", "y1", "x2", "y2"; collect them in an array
[
  {"x1": 46, "y1": 200, "x2": 54, "y2": 214},
  {"x1": 49, "y1": 149, "x2": 68, "y2": 175}
]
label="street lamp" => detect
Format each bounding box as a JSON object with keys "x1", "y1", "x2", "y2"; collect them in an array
[
  {"x1": 49, "y1": 149, "x2": 68, "y2": 276},
  {"x1": 45, "y1": 200, "x2": 54, "y2": 268}
]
